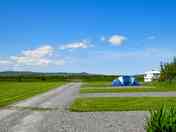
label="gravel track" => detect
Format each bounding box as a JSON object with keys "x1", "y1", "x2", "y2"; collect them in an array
[
  {"x1": 0, "y1": 83, "x2": 149, "y2": 132},
  {"x1": 80, "y1": 92, "x2": 176, "y2": 98}
]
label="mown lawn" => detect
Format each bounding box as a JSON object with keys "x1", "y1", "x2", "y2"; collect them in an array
[
  {"x1": 82, "y1": 81, "x2": 112, "y2": 87},
  {"x1": 80, "y1": 81, "x2": 176, "y2": 93},
  {"x1": 70, "y1": 97, "x2": 176, "y2": 112},
  {"x1": 0, "y1": 82, "x2": 65, "y2": 107}
]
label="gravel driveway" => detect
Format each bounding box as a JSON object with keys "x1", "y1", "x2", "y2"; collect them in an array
[{"x1": 0, "y1": 83, "x2": 148, "y2": 132}]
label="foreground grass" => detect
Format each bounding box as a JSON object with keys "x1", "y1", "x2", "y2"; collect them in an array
[
  {"x1": 146, "y1": 105, "x2": 176, "y2": 132},
  {"x1": 81, "y1": 82, "x2": 176, "y2": 93},
  {"x1": 0, "y1": 82, "x2": 65, "y2": 107},
  {"x1": 70, "y1": 97, "x2": 176, "y2": 112}
]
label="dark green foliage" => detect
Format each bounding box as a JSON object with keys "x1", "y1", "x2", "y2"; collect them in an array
[
  {"x1": 160, "y1": 57, "x2": 176, "y2": 81},
  {"x1": 40, "y1": 76, "x2": 46, "y2": 81},
  {"x1": 134, "y1": 74, "x2": 144, "y2": 82},
  {"x1": 18, "y1": 76, "x2": 22, "y2": 82},
  {"x1": 146, "y1": 105, "x2": 176, "y2": 132},
  {"x1": 0, "y1": 73, "x2": 116, "y2": 82}
]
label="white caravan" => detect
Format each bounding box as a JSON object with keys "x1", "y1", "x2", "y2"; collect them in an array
[{"x1": 144, "y1": 70, "x2": 160, "y2": 82}]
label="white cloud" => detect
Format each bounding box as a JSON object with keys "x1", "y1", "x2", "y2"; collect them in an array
[
  {"x1": 21, "y1": 45, "x2": 54, "y2": 59},
  {"x1": 9, "y1": 45, "x2": 55, "y2": 66},
  {"x1": 0, "y1": 45, "x2": 65, "y2": 67},
  {"x1": 59, "y1": 40, "x2": 91, "y2": 50},
  {"x1": 147, "y1": 36, "x2": 156, "y2": 40},
  {"x1": 108, "y1": 35, "x2": 126, "y2": 46},
  {"x1": 0, "y1": 60, "x2": 13, "y2": 65},
  {"x1": 101, "y1": 36, "x2": 106, "y2": 41}
]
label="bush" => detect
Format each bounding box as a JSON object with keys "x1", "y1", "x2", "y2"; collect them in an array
[{"x1": 146, "y1": 105, "x2": 176, "y2": 132}]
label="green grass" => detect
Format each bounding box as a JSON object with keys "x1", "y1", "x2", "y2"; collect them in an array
[
  {"x1": 82, "y1": 81, "x2": 112, "y2": 87},
  {"x1": 70, "y1": 97, "x2": 176, "y2": 112},
  {"x1": 0, "y1": 82, "x2": 65, "y2": 107},
  {"x1": 80, "y1": 82, "x2": 176, "y2": 93},
  {"x1": 146, "y1": 105, "x2": 176, "y2": 132}
]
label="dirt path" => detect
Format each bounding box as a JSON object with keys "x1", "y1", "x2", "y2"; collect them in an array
[{"x1": 0, "y1": 83, "x2": 148, "y2": 132}]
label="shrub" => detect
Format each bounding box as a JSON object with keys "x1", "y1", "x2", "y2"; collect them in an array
[{"x1": 146, "y1": 105, "x2": 176, "y2": 132}]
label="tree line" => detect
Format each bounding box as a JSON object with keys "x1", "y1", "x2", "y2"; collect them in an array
[{"x1": 0, "y1": 74, "x2": 117, "y2": 82}]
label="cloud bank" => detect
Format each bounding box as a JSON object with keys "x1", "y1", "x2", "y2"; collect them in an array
[{"x1": 0, "y1": 45, "x2": 65, "y2": 67}]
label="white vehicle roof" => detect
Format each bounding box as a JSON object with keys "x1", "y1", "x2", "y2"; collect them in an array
[{"x1": 145, "y1": 70, "x2": 160, "y2": 74}]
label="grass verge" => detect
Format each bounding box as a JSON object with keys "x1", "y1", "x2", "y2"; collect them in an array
[
  {"x1": 0, "y1": 82, "x2": 64, "y2": 107},
  {"x1": 81, "y1": 82, "x2": 176, "y2": 93},
  {"x1": 70, "y1": 97, "x2": 176, "y2": 112}
]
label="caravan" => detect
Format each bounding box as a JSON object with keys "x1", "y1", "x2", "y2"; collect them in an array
[{"x1": 144, "y1": 70, "x2": 160, "y2": 82}]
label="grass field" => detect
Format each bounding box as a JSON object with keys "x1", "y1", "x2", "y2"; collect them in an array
[
  {"x1": 80, "y1": 81, "x2": 176, "y2": 93},
  {"x1": 70, "y1": 97, "x2": 176, "y2": 112},
  {"x1": 0, "y1": 82, "x2": 64, "y2": 107}
]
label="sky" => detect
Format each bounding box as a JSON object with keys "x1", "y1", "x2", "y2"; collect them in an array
[{"x1": 0, "y1": 0, "x2": 176, "y2": 75}]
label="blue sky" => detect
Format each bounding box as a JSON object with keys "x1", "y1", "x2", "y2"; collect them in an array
[{"x1": 0, "y1": 0, "x2": 176, "y2": 74}]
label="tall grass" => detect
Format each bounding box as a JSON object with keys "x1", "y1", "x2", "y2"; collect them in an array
[{"x1": 146, "y1": 105, "x2": 176, "y2": 132}]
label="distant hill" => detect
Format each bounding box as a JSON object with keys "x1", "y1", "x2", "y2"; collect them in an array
[
  {"x1": 0, "y1": 71, "x2": 38, "y2": 76},
  {"x1": 0, "y1": 71, "x2": 92, "y2": 77}
]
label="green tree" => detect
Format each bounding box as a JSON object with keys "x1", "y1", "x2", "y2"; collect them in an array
[{"x1": 160, "y1": 57, "x2": 176, "y2": 81}]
